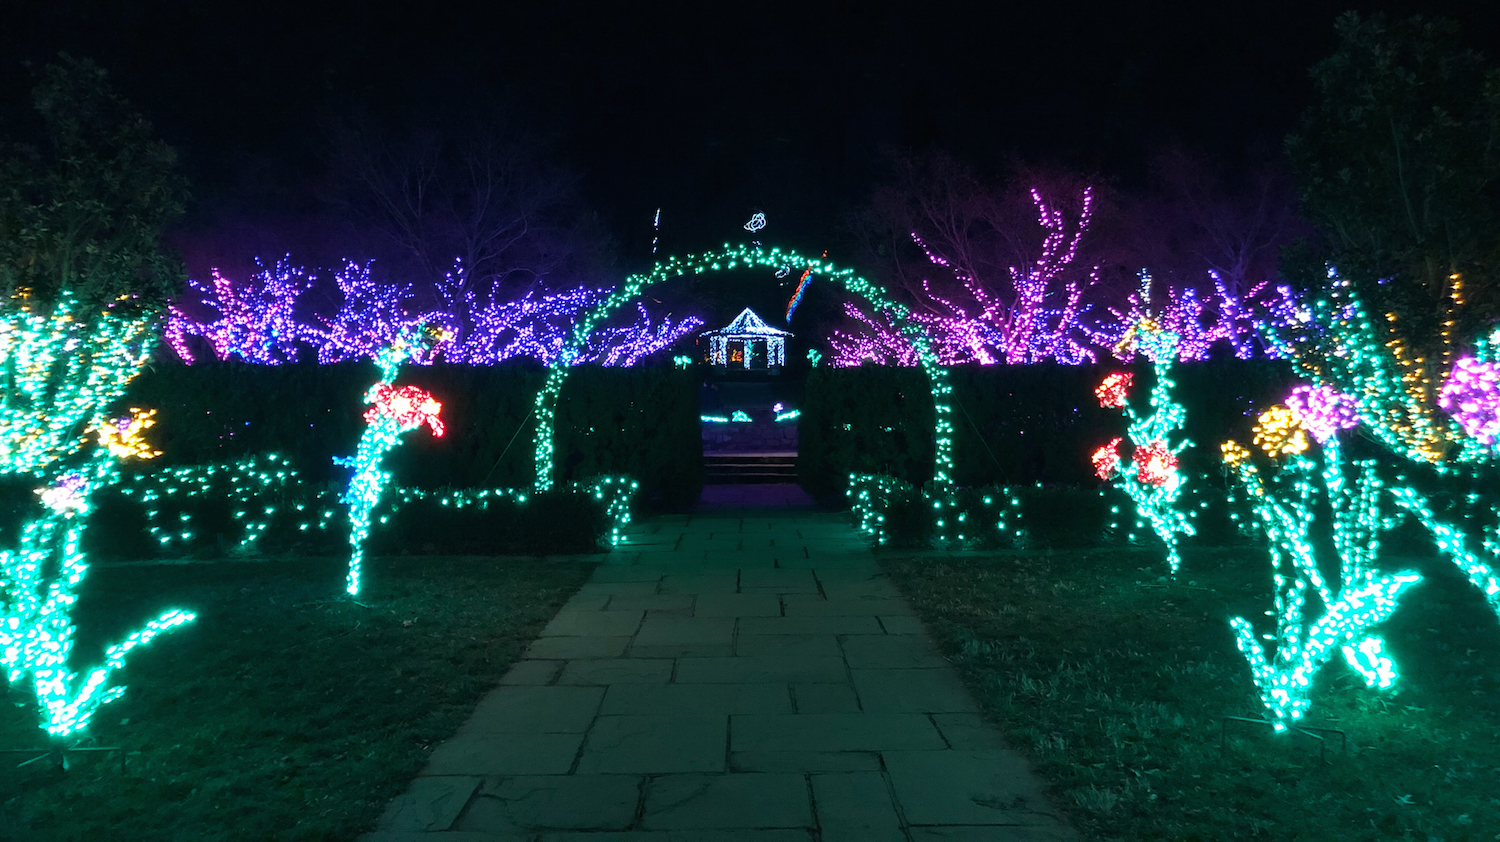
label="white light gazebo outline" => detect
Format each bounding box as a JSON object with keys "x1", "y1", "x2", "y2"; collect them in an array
[{"x1": 702, "y1": 307, "x2": 792, "y2": 371}]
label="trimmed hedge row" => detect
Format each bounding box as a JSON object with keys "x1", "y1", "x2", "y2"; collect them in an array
[
  {"x1": 122, "y1": 362, "x2": 702, "y2": 510},
  {"x1": 798, "y1": 359, "x2": 1298, "y2": 499}
]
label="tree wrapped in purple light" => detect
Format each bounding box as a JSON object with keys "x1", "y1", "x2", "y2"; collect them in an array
[
  {"x1": 165, "y1": 256, "x2": 702, "y2": 367},
  {"x1": 166, "y1": 257, "x2": 312, "y2": 364},
  {"x1": 1095, "y1": 271, "x2": 1268, "y2": 362}
]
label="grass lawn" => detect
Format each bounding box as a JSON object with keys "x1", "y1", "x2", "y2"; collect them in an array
[
  {"x1": 0, "y1": 554, "x2": 594, "y2": 841},
  {"x1": 881, "y1": 545, "x2": 1500, "y2": 841}
]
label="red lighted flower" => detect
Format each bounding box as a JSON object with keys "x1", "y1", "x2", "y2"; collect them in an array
[
  {"x1": 365, "y1": 384, "x2": 445, "y2": 436},
  {"x1": 1095, "y1": 372, "x2": 1133, "y2": 408},
  {"x1": 1091, "y1": 437, "x2": 1123, "y2": 480},
  {"x1": 1135, "y1": 440, "x2": 1177, "y2": 487}
]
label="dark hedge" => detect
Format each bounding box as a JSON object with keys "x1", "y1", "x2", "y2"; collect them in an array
[
  {"x1": 121, "y1": 361, "x2": 701, "y2": 509},
  {"x1": 798, "y1": 359, "x2": 1298, "y2": 500}
]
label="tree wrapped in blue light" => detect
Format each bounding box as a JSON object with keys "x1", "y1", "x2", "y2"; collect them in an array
[
  {"x1": 336, "y1": 327, "x2": 447, "y2": 596},
  {"x1": 0, "y1": 298, "x2": 196, "y2": 740},
  {"x1": 1090, "y1": 320, "x2": 1195, "y2": 575},
  {"x1": 1221, "y1": 433, "x2": 1422, "y2": 732}
]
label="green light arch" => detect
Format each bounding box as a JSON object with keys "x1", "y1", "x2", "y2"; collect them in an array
[{"x1": 531, "y1": 244, "x2": 955, "y2": 493}]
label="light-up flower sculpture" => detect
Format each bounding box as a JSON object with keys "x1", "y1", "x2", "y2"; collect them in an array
[
  {"x1": 1090, "y1": 322, "x2": 1196, "y2": 575},
  {"x1": 0, "y1": 296, "x2": 196, "y2": 746},
  {"x1": 1286, "y1": 384, "x2": 1360, "y2": 444},
  {"x1": 1253, "y1": 406, "x2": 1310, "y2": 458},
  {"x1": 335, "y1": 327, "x2": 447, "y2": 596},
  {"x1": 1095, "y1": 373, "x2": 1132, "y2": 409},
  {"x1": 1222, "y1": 430, "x2": 1422, "y2": 732}
]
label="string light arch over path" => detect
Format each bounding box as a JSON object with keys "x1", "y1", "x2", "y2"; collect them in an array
[{"x1": 531, "y1": 244, "x2": 956, "y2": 492}]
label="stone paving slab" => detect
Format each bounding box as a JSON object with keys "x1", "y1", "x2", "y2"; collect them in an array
[
  {"x1": 366, "y1": 510, "x2": 1075, "y2": 841},
  {"x1": 811, "y1": 772, "x2": 907, "y2": 842},
  {"x1": 575, "y1": 714, "x2": 727, "y2": 774},
  {"x1": 733, "y1": 713, "x2": 948, "y2": 752},
  {"x1": 556, "y1": 658, "x2": 673, "y2": 685},
  {"x1": 453, "y1": 775, "x2": 641, "y2": 833},
  {"x1": 641, "y1": 773, "x2": 812, "y2": 830}
]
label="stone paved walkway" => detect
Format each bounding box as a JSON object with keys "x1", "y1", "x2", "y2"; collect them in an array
[{"x1": 361, "y1": 505, "x2": 1077, "y2": 841}]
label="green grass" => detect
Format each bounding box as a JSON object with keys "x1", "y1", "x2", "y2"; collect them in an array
[
  {"x1": 881, "y1": 546, "x2": 1500, "y2": 841},
  {"x1": 0, "y1": 555, "x2": 593, "y2": 841}
]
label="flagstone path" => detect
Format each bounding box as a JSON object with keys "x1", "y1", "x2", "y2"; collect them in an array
[{"x1": 361, "y1": 503, "x2": 1077, "y2": 841}]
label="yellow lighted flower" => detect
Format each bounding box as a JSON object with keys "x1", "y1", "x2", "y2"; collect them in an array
[
  {"x1": 97, "y1": 407, "x2": 161, "y2": 461},
  {"x1": 1253, "y1": 406, "x2": 1308, "y2": 457},
  {"x1": 1220, "y1": 440, "x2": 1252, "y2": 467}
]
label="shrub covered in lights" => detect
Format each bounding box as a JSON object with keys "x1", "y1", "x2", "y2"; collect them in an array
[{"x1": 1221, "y1": 430, "x2": 1423, "y2": 732}]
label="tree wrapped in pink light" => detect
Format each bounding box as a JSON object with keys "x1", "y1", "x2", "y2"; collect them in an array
[
  {"x1": 829, "y1": 187, "x2": 1098, "y2": 367},
  {"x1": 166, "y1": 256, "x2": 702, "y2": 367}
]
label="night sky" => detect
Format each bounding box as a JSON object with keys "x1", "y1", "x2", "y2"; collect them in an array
[{"x1": 5, "y1": 0, "x2": 1499, "y2": 281}]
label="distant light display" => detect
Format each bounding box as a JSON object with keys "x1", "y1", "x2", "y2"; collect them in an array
[
  {"x1": 744, "y1": 213, "x2": 767, "y2": 232},
  {"x1": 703, "y1": 307, "x2": 792, "y2": 369},
  {"x1": 534, "y1": 245, "x2": 958, "y2": 495},
  {"x1": 166, "y1": 256, "x2": 701, "y2": 368}
]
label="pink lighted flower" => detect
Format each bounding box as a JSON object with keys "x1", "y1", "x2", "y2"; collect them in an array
[
  {"x1": 1285, "y1": 384, "x2": 1359, "y2": 443},
  {"x1": 366, "y1": 384, "x2": 445, "y2": 437},
  {"x1": 1135, "y1": 441, "x2": 1177, "y2": 487},
  {"x1": 1095, "y1": 373, "x2": 1133, "y2": 408},
  {"x1": 1091, "y1": 437, "x2": 1123, "y2": 480},
  {"x1": 1441, "y1": 358, "x2": 1500, "y2": 445}
]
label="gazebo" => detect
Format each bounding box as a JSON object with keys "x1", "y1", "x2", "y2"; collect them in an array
[{"x1": 702, "y1": 307, "x2": 792, "y2": 373}]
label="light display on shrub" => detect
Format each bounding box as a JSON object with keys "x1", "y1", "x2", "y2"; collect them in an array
[
  {"x1": 534, "y1": 245, "x2": 957, "y2": 494},
  {"x1": 166, "y1": 256, "x2": 702, "y2": 368},
  {"x1": 1089, "y1": 324, "x2": 1196, "y2": 575},
  {"x1": 0, "y1": 297, "x2": 196, "y2": 741},
  {"x1": 1257, "y1": 269, "x2": 1457, "y2": 463},
  {"x1": 1222, "y1": 432, "x2": 1422, "y2": 732},
  {"x1": 335, "y1": 330, "x2": 446, "y2": 596}
]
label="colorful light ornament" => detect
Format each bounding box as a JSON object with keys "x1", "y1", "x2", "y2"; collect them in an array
[
  {"x1": 1090, "y1": 325, "x2": 1196, "y2": 575},
  {"x1": 335, "y1": 329, "x2": 446, "y2": 596},
  {"x1": 166, "y1": 257, "x2": 702, "y2": 368},
  {"x1": 744, "y1": 213, "x2": 767, "y2": 232},
  {"x1": 1222, "y1": 435, "x2": 1422, "y2": 731},
  {"x1": 0, "y1": 296, "x2": 196, "y2": 742},
  {"x1": 534, "y1": 245, "x2": 959, "y2": 496}
]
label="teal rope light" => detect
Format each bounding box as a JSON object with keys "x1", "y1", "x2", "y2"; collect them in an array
[{"x1": 532, "y1": 245, "x2": 954, "y2": 492}]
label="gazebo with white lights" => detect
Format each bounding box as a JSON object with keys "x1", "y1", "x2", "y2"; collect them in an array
[{"x1": 701, "y1": 307, "x2": 792, "y2": 373}]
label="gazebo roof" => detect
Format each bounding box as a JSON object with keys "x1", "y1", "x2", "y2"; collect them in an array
[{"x1": 701, "y1": 307, "x2": 793, "y2": 338}]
